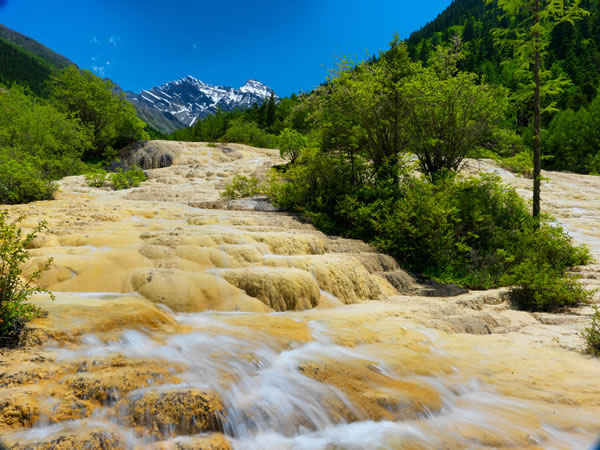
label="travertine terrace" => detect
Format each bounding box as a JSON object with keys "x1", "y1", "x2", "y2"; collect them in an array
[{"x1": 1, "y1": 142, "x2": 600, "y2": 449}]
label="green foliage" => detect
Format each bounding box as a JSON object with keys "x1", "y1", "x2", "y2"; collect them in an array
[
  {"x1": 544, "y1": 93, "x2": 600, "y2": 173},
  {"x1": 0, "y1": 150, "x2": 58, "y2": 204},
  {"x1": 50, "y1": 66, "x2": 149, "y2": 161},
  {"x1": 497, "y1": 151, "x2": 533, "y2": 177},
  {"x1": 278, "y1": 128, "x2": 307, "y2": 163},
  {"x1": 0, "y1": 85, "x2": 92, "y2": 160},
  {"x1": 481, "y1": 140, "x2": 533, "y2": 177},
  {"x1": 0, "y1": 211, "x2": 54, "y2": 338},
  {"x1": 221, "y1": 175, "x2": 264, "y2": 199},
  {"x1": 0, "y1": 37, "x2": 53, "y2": 97},
  {"x1": 404, "y1": 44, "x2": 509, "y2": 181},
  {"x1": 487, "y1": 0, "x2": 589, "y2": 216},
  {"x1": 85, "y1": 169, "x2": 109, "y2": 188},
  {"x1": 109, "y1": 166, "x2": 147, "y2": 190},
  {"x1": 306, "y1": 39, "x2": 417, "y2": 182},
  {"x1": 501, "y1": 219, "x2": 593, "y2": 310},
  {"x1": 582, "y1": 305, "x2": 600, "y2": 356},
  {"x1": 304, "y1": 41, "x2": 507, "y2": 183},
  {"x1": 0, "y1": 86, "x2": 91, "y2": 203},
  {"x1": 507, "y1": 262, "x2": 592, "y2": 311},
  {"x1": 267, "y1": 145, "x2": 372, "y2": 232},
  {"x1": 406, "y1": 0, "x2": 600, "y2": 112},
  {"x1": 220, "y1": 118, "x2": 277, "y2": 148},
  {"x1": 270, "y1": 148, "x2": 592, "y2": 309}
]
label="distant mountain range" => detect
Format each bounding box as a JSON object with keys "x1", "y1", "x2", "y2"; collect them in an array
[{"x1": 122, "y1": 76, "x2": 278, "y2": 134}]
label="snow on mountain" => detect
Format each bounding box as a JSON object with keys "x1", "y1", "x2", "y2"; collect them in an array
[{"x1": 125, "y1": 76, "x2": 277, "y2": 134}]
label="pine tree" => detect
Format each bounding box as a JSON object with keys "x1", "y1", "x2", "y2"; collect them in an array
[{"x1": 486, "y1": 0, "x2": 589, "y2": 218}]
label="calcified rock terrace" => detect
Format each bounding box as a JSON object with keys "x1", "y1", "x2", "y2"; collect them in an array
[{"x1": 1, "y1": 141, "x2": 600, "y2": 449}]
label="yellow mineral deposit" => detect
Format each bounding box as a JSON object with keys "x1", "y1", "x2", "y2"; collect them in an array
[{"x1": 1, "y1": 142, "x2": 600, "y2": 449}]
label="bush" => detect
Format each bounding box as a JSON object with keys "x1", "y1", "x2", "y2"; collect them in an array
[
  {"x1": 0, "y1": 151, "x2": 57, "y2": 204},
  {"x1": 0, "y1": 211, "x2": 54, "y2": 339},
  {"x1": 582, "y1": 306, "x2": 600, "y2": 356},
  {"x1": 496, "y1": 151, "x2": 533, "y2": 178},
  {"x1": 85, "y1": 169, "x2": 108, "y2": 188},
  {"x1": 109, "y1": 166, "x2": 147, "y2": 190},
  {"x1": 221, "y1": 175, "x2": 264, "y2": 199},
  {"x1": 269, "y1": 161, "x2": 593, "y2": 310},
  {"x1": 507, "y1": 262, "x2": 593, "y2": 311}
]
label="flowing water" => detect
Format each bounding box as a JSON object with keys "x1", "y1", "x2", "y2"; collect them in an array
[{"x1": 2, "y1": 143, "x2": 600, "y2": 449}]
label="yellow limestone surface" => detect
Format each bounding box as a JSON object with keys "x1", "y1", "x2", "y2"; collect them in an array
[{"x1": 1, "y1": 143, "x2": 600, "y2": 448}]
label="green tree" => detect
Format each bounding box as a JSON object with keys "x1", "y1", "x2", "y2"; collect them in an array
[
  {"x1": 265, "y1": 93, "x2": 276, "y2": 130},
  {"x1": 403, "y1": 42, "x2": 509, "y2": 181},
  {"x1": 278, "y1": 128, "x2": 307, "y2": 163},
  {"x1": 486, "y1": 0, "x2": 589, "y2": 217},
  {"x1": 307, "y1": 38, "x2": 417, "y2": 183},
  {"x1": 49, "y1": 66, "x2": 149, "y2": 161}
]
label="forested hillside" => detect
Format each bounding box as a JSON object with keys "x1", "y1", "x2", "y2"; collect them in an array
[
  {"x1": 0, "y1": 24, "x2": 74, "y2": 69},
  {"x1": 405, "y1": 0, "x2": 600, "y2": 110},
  {"x1": 0, "y1": 37, "x2": 53, "y2": 96}
]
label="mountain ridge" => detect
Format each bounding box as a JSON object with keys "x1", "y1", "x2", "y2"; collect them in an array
[{"x1": 124, "y1": 76, "x2": 278, "y2": 134}]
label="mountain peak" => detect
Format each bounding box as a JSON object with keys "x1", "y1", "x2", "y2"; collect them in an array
[
  {"x1": 243, "y1": 79, "x2": 266, "y2": 87},
  {"x1": 164, "y1": 75, "x2": 206, "y2": 87},
  {"x1": 240, "y1": 79, "x2": 274, "y2": 97},
  {"x1": 126, "y1": 76, "x2": 278, "y2": 134}
]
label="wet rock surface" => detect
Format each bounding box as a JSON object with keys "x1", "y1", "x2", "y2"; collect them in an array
[{"x1": 121, "y1": 388, "x2": 224, "y2": 438}]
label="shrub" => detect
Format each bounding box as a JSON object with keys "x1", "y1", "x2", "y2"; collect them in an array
[
  {"x1": 221, "y1": 175, "x2": 264, "y2": 199},
  {"x1": 582, "y1": 306, "x2": 600, "y2": 356},
  {"x1": 269, "y1": 161, "x2": 593, "y2": 311},
  {"x1": 109, "y1": 166, "x2": 147, "y2": 190},
  {"x1": 496, "y1": 151, "x2": 533, "y2": 178},
  {"x1": 85, "y1": 169, "x2": 108, "y2": 188},
  {"x1": 0, "y1": 151, "x2": 57, "y2": 204},
  {"x1": 0, "y1": 211, "x2": 54, "y2": 339},
  {"x1": 507, "y1": 262, "x2": 593, "y2": 311}
]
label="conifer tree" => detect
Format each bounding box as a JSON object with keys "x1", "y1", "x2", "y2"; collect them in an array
[{"x1": 486, "y1": 0, "x2": 589, "y2": 218}]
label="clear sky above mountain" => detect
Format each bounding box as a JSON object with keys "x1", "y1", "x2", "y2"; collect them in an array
[{"x1": 0, "y1": 0, "x2": 452, "y2": 97}]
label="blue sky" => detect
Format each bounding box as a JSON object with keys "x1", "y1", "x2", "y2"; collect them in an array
[{"x1": 0, "y1": 0, "x2": 452, "y2": 96}]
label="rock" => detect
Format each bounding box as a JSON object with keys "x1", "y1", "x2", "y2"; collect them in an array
[
  {"x1": 130, "y1": 269, "x2": 270, "y2": 313},
  {"x1": 382, "y1": 270, "x2": 417, "y2": 293},
  {"x1": 120, "y1": 388, "x2": 224, "y2": 438},
  {"x1": 298, "y1": 361, "x2": 443, "y2": 422},
  {"x1": 222, "y1": 267, "x2": 320, "y2": 311},
  {"x1": 119, "y1": 140, "x2": 181, "y2": 169},
  {"x1": 262, "y1": 254, "x2": 383, "y2": 303},
  {"x1": 158, "y1": 433, "x2": 232, "y2": 450},
  {"x1": 0, "y1": 388, "x2": 39, "y2": 429},
  {"x1": 7, "y1": 430, "x2": 126, "y2": 450}
]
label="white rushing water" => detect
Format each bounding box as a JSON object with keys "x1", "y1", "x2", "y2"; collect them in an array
[{"x1": 6, "y1": 303, "x2": 600, "y2": 449}]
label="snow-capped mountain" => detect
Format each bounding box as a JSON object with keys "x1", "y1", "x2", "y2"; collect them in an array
[{"x1": 124, "y1": 76, "x2": 277, "y2": 134}]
